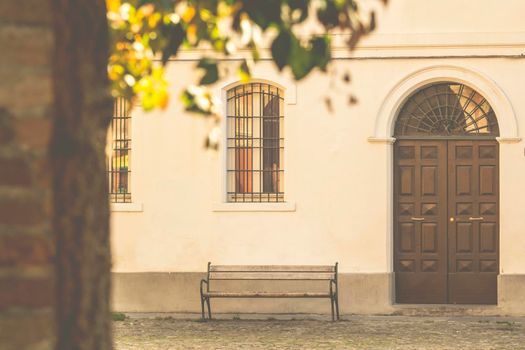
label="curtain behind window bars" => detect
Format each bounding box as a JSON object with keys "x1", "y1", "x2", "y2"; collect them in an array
[
  {"x1": 226, "y1": 83, "x2": 284, "y2": 202},
  {"x1": 108, "y1": 97, "x2": 131, "y2": 203}
]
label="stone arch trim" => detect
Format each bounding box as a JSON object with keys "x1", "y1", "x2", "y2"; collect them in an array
[
  {"x1": 220, "y1": 76, "x2": 296, "y2": 105},
  {"x1": 370, "y1": 65, "x2": 520, "y2": 143}
]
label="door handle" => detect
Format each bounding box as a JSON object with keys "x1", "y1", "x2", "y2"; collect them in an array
[
  {"x1": 469, "y1": 217, "x2": 484, "y2": 221},
  {"x1": 411, "y1": 217, "x2": 425, "y2": 221}
]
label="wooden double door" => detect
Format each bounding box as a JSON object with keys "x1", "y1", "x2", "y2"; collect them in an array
[{"x1": 394, "y1": 140, "x2": 499, "y2": 304}]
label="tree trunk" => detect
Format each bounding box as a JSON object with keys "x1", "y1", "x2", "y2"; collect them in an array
[
  {"x1": 0, "y1": 1, "x2": 56, "y2": 349},
  {"x1": 49, "y1": 1, "x2": 113, "y2": 349},
  {"x1": 2, "y1": 1, "x2": 112, "y2": 348}
]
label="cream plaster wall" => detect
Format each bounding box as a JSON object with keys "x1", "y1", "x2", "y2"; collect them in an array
[
  {"x1": 112, "y1": 59, "x2": 393, "y2": 273},
  {"x1": 111, "y1": 60, "x2": 525, "y2": 274},
  {"x1": 373, "y1": 0, "x2": 525, "y2": 34},
  {"x1": 111, "y1": 1, "x2": 525, "y2": 281}
]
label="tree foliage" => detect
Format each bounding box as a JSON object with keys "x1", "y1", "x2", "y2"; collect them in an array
[{"x1": 107, "y1": 0, "x2": 385, "y2": 113}]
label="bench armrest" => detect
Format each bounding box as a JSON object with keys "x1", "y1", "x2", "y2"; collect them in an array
[
  {"x1": 200, "y1": 279, "x2": 209, "y2": 296},
  {"x1": 330, "y1": 279, "x2": 337, "y2": 296}
]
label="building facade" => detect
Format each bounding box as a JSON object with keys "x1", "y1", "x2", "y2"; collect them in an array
[{"x1": 110, "y1": 0, "x2": 525, "y2": 315}]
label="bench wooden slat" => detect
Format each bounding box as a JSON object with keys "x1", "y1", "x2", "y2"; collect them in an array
[
  {"x1": 209, "y1": 265, "x2": 335, "y2": 272},
  {"x1": 203, "y1": 292, "x2": 331, "y2": 298},
  {"x1": 208, "y1": 272, "x2": 335, "y2": 280}
]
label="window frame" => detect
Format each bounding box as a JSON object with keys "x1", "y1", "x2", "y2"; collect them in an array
[
  {"x1": 108, "y1": 97, "x2": 132, "y2": 203},
  {"x1": 108, "y1": 97, "x2": 143, "y2": 212},
  {"x1": 226, "y1": 82, "x2": 284, "y2": 203},
  {"x1": 214, "y1": 78, "x2": 296, "y2": 212}
]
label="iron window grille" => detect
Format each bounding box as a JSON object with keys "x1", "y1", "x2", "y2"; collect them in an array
[
  {"x1": 108, "y1": 97, "x2": 132, "y2": 203},
  {"x1": 226, "y1": 83, "x2": 284, "y2": 202},
  {"x1": 394, "y1": 82, "x2": 499, "y2": 138}
]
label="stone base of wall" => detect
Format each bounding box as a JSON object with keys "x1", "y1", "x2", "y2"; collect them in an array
[
  {"x1": 112, "y1": 272, "x2": 525, "y2": 316},
  {"x1": 498, "y1": 274, "x2": 525, "y2": 315},
  {"x1": 112, "y1": 272, "x2": 394, "y2": 315}
]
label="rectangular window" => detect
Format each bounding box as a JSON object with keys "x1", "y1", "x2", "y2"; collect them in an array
[
  {"x1": 108, "y1": 97, "x2": 131, "y2": 203},
  {"x1": 226, "y1": 83, "x2": 284, "y2": 202}
]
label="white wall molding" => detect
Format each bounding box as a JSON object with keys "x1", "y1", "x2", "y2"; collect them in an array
[
  {"x1": 174, "y1": 32, "x2": 525, "y2": 60},
  {"x1": 367, "y1": 137, "x2": 396, "y2": 144},
  {"x1": 496, "y1": 137, "x2": 522, "y2": 144},
  {"x1": 111, "y1": 203, "x2": 144, "y2": 212},
  {"x1": 345, "y1": 32, "x2": 525, "y2": 49},
  {"x1": 332, "y1": 32, "x2": 525, "y2": 58},
  {"x1": 218, "y1": 76, "x2": 297, "y2": 105},
  {"x1": 212, "y1": 202, "x2": 296, "y2": 212}
]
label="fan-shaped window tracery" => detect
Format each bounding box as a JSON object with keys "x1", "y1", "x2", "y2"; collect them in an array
[{"x1": 394, "y1": 83, "x2": 499, "y2": 137}]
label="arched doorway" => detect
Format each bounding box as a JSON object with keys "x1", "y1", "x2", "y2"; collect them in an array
[{"x1": 393, "y1": 82, "x2": 499, "y2": 304}]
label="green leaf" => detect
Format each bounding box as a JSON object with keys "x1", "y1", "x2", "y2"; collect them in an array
[
  {"x1": 289, "y1": 36, "x2": 314, "y2": 80},
  {"x1": 161, "y1": 23, "x2": 185, "y2": 64},
  {"x1": 197, "y1": 58, "x2": 219, "y2": 85},
  {"x1": 271, "y1": 30, "x2": 292, "y2": 71},
  {"x1": 287, "y1": 0, "x2": 310, "y2": 23},
  {"x1": 243, "y1": 0, "x2": 282, "y2": 29},
  {"x1": 317, "y1": 0, "x2": 339, "y2": 29},
  {"x1": 180, "y1": 90, "x2": 209, "y2": 115},
  {"x1": 311, "y1": 36, "x2": 331, "y2": 71}
]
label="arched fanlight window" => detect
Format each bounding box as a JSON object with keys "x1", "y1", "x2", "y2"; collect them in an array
[
  {"x1": 226, "y1": 82, "x2": 284, "y2": 202},
  {"x1": 394, "y1": 82, "x2": 499, "y2": 137}
]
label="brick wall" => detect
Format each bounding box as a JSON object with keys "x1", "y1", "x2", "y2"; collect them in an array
[{"x1": 0, "y1": 1, "x2": 55, "y2": 349}]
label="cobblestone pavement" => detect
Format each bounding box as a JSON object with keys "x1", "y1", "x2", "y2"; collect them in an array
[{"x1": 114, "y1": 315, "x2": 525, "y2": 350}]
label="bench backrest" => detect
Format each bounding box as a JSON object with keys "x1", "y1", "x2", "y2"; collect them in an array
[{"x1": 207, "y1": 263, "x2": 338, "y2": 281}]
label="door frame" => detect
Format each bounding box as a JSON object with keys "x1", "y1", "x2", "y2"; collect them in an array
[
  {"x1": 368, "y1": 66, "x2": 519, "y2": 307},
  {"x1": 392, "y1": 137, "x2": 500, "y2": 305}
]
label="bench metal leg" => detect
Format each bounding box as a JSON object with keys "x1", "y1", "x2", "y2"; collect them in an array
[
  {"x1": 206, "y1": 297, "x2": 212, "y2": 319},
  {"x1": 330, "y1": 297, "x2": 335, "y2": 321},
  {"x1": 329, "y1": 280, "x2": 336, "y2": 321},
  {"x1": 335, "y1": 294, "x2": 340, "y2": 320},
  {"x1": 200, "y1": 296, "x2": 205, "y2": 320}
]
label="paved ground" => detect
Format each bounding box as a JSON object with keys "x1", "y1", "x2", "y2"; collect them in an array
[{"x1": 114, "y1": 314, "x2": 525, "y2": 349}]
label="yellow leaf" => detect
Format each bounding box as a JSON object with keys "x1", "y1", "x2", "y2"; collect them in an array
[
  {"x1": 159, "y1": 92, "x2": 169, "y2": 110},
  {"x1": 148, "y1": 12, "x2": 162, "y2": 28},
  {"x1": 182, "y1": 6, "x2": 196, "y2": 23},
  {"x1": 217, "y1": 2, "x2": 231, "y2": 17},
  {"x1": 200, "y1": 8, "x2": 212, "y2": 22},
  {"x1": 106, "y1": 0, "x2": 121, "y2": 13},
  {"x1": 187, "y1": 24, "x2": 197, "y2": 45},
  {"x1": 139, "y1": 3, "x2": 155, "y2": 17}
]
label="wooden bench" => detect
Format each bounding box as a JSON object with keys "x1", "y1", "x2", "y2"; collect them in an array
[{"x1": 200, "y1": 262, "x2": 339, "y2": 321}]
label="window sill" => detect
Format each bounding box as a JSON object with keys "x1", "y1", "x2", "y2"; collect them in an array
[
  {"x1": 212, "y1": 202, "x2": 296, "y2": 212},
  {"x1": 111, "y1": 203, "x2": 143, "y2": 212}
]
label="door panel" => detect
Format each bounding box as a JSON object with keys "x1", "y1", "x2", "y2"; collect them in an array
[
  {"x1": 394, "y1": 140, "x2": 499, "y2": 305},
  {"x1": 394, "y1": 140, "x2": 448, "y2": 303},
  {"x1": 447, "y1": 140, "x2": 499, "y2": 304}
]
